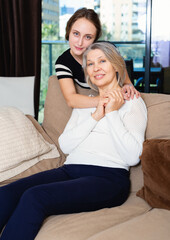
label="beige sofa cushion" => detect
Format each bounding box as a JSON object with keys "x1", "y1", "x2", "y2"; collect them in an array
[
  {"x1": 86, "y1": 208, "x2": 170, "y2": 240},
  {"x1": 42, "y1": 76, "x2": 72, "y2": 147},
  {"x1": 35, "y1": 193, "x2": 150, "y2": 240},
  {"x1": 141, "y1": 93, "x2": 170, "y2": 139}
]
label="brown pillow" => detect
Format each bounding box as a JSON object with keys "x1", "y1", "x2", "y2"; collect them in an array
[
  {"x1": 141, "y1": 93, "x2": 170, "y2": 139},
  {"x1": 137, "y1": 139, "x2": 170, "y2": 210}
]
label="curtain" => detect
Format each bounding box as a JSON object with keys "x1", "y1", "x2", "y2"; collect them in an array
[{"x1": 0, "y1": 0, "x2": 42, "y2": 120}]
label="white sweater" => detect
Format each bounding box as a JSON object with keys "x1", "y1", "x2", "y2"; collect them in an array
[{"x1": 58, "y1": 96, "x2": 147, "y2": 171}]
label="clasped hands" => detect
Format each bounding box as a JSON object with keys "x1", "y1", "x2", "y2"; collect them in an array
[{"x1": 92, "y1": 89, "x2": 124, "y2": 121}]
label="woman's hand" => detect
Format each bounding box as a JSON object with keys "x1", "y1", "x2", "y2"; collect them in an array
[
  {"x1": 91, "y1": 97, "x2": 108, "y2": 121},
  {"x1": 104, "y1": 90, "x2": 124, "y2": 114},
  {"x1": 122, "y1": 84, "x2": 140, "y2": 100}
]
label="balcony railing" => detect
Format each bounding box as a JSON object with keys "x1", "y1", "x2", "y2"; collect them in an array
[{"x1": 41, "y1": 40, "x2": 145, "y2": 74}]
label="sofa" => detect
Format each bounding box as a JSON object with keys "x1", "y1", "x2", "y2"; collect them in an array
[{"x1": 0, "y1": 75, "x2": 170, "y2": 240}]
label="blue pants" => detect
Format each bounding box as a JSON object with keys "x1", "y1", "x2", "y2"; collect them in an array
[{"x1": 0, "y1": 164, "x2": 130, "y2": 240}]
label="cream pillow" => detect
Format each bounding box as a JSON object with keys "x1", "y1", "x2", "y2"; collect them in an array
[
  {"x1": 0, "y1": 76, "x2": 35, "y2": 116},
  {"x1": 0, "y1": 107, "x2": 51, "y2": 174}
]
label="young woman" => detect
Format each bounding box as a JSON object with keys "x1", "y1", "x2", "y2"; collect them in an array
[
  {"x1": 0, "y1": 42, "x2": 147, "y2": 240},
  {"x1": 55, "y1": 8, "x2": 139, "y2": 108}
]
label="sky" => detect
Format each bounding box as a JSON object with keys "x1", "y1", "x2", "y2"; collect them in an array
[{"x1": 152, "y1": 0, "x2": 170, "y2": 40}]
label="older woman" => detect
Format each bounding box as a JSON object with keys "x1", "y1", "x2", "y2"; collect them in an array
[
  {"x1": 0, "y1": 42, "x2": 147, "y2": 240},
  {"x1": 59, "y1": 42, "x2": 147, "y2": 169}
]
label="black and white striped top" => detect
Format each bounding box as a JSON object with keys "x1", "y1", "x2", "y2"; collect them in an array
[{"x1": 55, "y1": 49, "x2": 90, "y2": 89}]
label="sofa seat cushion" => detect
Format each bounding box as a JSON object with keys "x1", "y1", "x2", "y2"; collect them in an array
[
  {"x1": 88, "y1": 208, "x2": 170, "y2": 240},
  {"x1": 35, "y1": 193, "x2": 150, "y2": 240}
]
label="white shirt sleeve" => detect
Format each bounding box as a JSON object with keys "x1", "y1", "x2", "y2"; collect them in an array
[
  {"x1": 58, "y1": 109, "x2": 97, "y2": 154},
  {"x1": 106, "y1": 97, "x2": 147, "y2": 166}
]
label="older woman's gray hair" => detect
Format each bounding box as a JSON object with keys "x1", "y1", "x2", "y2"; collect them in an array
[{"x1": 82, "y1": 42, "x2": 126, "y2": 91}]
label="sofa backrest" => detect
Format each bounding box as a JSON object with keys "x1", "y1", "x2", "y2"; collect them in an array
[{"x1": 140, "y1": 92, "x2": 170, "y2": 139}]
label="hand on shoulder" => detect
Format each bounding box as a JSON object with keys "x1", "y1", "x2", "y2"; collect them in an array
[{"x1": 122, "y1": 84, "x2": 141, "y2": 100}]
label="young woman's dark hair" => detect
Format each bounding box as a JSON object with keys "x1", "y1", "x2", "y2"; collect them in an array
[{"x1": 65, "y1": 8, "x2": 102, "y2": 42}]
